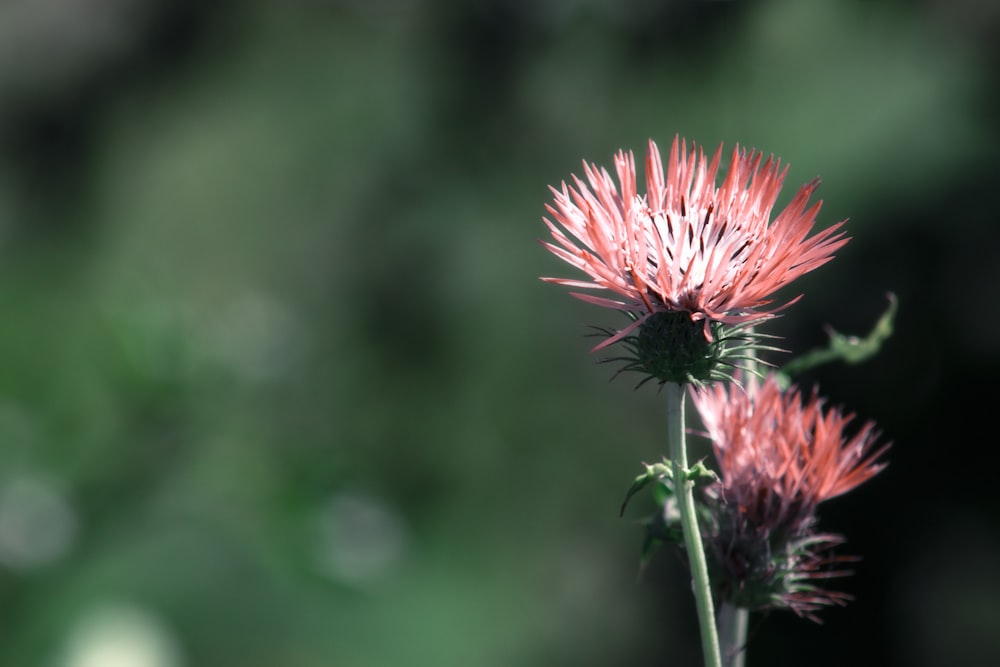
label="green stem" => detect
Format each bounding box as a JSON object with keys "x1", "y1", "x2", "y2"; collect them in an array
[
  {"x1": 716, "y1": 328, "x2": 753, "y2": 667},
  {"x1": 717, "y1": 602, "x2": 748, "y2": 667},
  {"x1": 666, "y1": 382, "x2": 721, "y2": 667}
]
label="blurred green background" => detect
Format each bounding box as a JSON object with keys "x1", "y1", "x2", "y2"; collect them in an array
[{"x1": 0, "y1": 1, "x2": 998, "y2": 665}]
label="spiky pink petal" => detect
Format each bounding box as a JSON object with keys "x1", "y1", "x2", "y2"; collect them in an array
[
  {"x1": 691, "y1": 374, "x2": 889, "y2": 534},
  {"x1": 541, "y1": 136, "x2": 849, "y2": 339}
]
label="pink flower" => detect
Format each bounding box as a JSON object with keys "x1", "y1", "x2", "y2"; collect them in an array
[
  {"x1": 690, "y1": 374, "x2": 889, "y2": 618},
  {"x1": 541, "y1": 136, "x2": 848, "y2": 349},
  {"x1": 692, "y1": 374, "x2": 888, "y2": 531}
]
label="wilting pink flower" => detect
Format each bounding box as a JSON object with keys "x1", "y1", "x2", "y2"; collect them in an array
[
  {"x1": 690, "y1": 374, "x2": 889, "y2": 618},
  {"x1": 541, "y1": 136, "x2": 848, "y2": 348}
]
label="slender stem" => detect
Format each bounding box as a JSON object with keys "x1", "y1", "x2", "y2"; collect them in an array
[
  {"x1": 715, "y1": 325, "x2": 754, "y2": 667},
  {"x1": 665, "y1": 382, "x2": 721, "y2": 667},
  {"x1": 717, "y1": 602, "x2": 748, "y2": 667}
]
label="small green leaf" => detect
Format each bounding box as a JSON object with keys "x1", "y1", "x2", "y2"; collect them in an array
[
  {"x1": 636, "y1": 507, "x2": 684, "y2": 576},
  {"x1": 652, "y1": 480, "x2": 672, "y2": 505},
  {"x1": 620, "y1": 470, "x2": 653, "y2": 517},
  {"x1": 619, "y1": 463, "x2": 664, "y2": 516},
  {"x1": 778, "y1": 292, "x2": 897, "y2": 384},
  {"x1": 685, "y1": 459, "x2": 720, "y2": 486}
]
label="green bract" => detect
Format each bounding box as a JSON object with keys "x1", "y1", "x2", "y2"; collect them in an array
[
  {"x1": 635, "y1": 312, "x2": 723, "y2": 384},
  {"x1": 595, "y1": 311, "x2": 778, "y2": 387}
]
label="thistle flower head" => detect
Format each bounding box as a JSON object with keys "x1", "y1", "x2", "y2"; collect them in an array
[
  {"x1": 693, "y1": 374, "x2": 888, "y2": 530},
  {"x1": 691, "y1": 374, "x2": 889, "y2": 618},
  {"x1": 541, "y1": 136, "x2": 849, "y2": 359}
]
